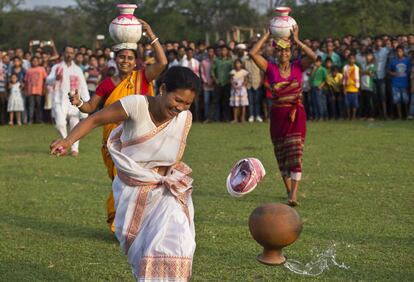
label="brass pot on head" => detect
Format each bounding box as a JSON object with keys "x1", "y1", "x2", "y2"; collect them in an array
[{"x1": 249, "y1": 203, "x2": 303, "y2": 265}]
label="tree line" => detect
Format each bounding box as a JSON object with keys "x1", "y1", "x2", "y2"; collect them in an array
[{"x1": 0, "y1": 0, "x2": 412, "y2": 50}]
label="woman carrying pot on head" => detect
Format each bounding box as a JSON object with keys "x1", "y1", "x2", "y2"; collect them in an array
[
  {"x1": 69, "y1": 19, "x2": 168, "y2": 232},
  {"x1": 51, "y1": 66, "x2": 200, "y2": 281},
  {"x1": 249, "y1": 25, "x2": 317, "y2": 206}
]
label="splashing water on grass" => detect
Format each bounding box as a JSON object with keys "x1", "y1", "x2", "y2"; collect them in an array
[{"x1": 284, "y1": 243, "x2": 350, "y2": 276}]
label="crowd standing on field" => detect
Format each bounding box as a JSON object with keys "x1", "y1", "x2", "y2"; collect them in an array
[{"x1": 0, "y1": 33, "x2": 413, "y2": 127}]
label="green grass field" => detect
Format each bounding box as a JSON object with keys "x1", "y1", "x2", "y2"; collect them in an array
[{"x1": 1, "y1": 121, "x2": 413, "y2": 281}]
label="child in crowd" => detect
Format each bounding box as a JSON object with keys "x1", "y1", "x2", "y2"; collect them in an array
[
  {"x1": 9, "y1": 56, "x2": 27, "y2": 123},
  {"x1": 326, "y1": 66, "x2": 344, "y2": 119},
  {"x1": 360, "y1": 51, "x2": 376, "y2": 120},
  {"x1": 343, "y1": 53, "x2": 360, "y2": 120},
  {"x1": 7, "y1": 73, "x2": 24, "y2": 125},
  {"x1": 310, "y1": 56, "x2": 327, "y2": 121},
  {"x1": 229, "y1": 59, "x2": 249, "y2": 123},
  {"x1": 388, "y1": 45, "x2": 411, "y2": 119},
  {"x1": 24, "y1": 56, "x2": 47, "y2": 124}
]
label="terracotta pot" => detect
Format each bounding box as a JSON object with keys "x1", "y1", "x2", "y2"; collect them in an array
[
  {"x1": 109, "y1": 4, "x2": 142, "y2": 44},
  {"x1": 249, "y1": 203, "x2": 302, "y2": 265},
  {"x1": 269, "y1": 7, "x2": 297, "y2": 39}
]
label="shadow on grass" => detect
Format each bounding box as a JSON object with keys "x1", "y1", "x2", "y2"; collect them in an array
[
  {"x1": 0, "y1": 260, "x2": 74, "y2": 281},
  {"x1": 3, "y1": 213, "x2": 117, "y2": 244}
]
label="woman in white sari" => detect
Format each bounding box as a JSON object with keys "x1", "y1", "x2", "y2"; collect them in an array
[{"x1": 50, "y1": 67, "x2": 201, "y2": 281}]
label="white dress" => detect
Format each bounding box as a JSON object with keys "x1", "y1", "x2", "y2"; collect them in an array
[
  {"x1": 230, "y1": 69, "x2": 249, "y2": 107},
  {"x1": 108, "y1": 95, "x2": 195, "y2": 281},
  {"x1": 7, "y1": 83, "x2": 24, "y2": 112}
]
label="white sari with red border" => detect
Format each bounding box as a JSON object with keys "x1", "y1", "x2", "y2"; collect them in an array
[{"x1": 107, "y1": 100, "x2": 195, "y2": 281}]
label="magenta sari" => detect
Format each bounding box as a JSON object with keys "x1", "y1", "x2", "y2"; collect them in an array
[{"x1": 266, "y1": 60, "x2": 306, "y2": 180}]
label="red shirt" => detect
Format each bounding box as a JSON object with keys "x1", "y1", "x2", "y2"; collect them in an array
[
  {"x1": 95, "y1": 70, "x2": 151, "y2": 102},
  {"x1": 95, "y1": 77, "x2": 116, "y2": 102}
]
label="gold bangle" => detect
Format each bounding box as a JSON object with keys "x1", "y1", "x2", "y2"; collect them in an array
[
  {"x1": 76, "y1": 99, "x2": 84, "y2": 108},
  {"x1": 150, "y1": 37, "x2": 159, "y2": 45}
]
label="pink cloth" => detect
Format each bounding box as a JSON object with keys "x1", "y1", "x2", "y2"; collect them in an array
[
  {"x1": 227, "y1": 158, "x2": 266, "y2": 197},
  {"x1": 200, "y1": 59, "x2": 214, "y2": 91},
  {"x1": 24, "y1": 66, "x2": 48, "y2": 96},
  {"x1": 266, "y1": 60, "x2": 306, "y2": 174}
]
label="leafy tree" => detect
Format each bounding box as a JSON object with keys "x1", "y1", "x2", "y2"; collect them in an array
[
  {"x1": 290, "y1": 0, "x2": 411, "y2": 39},
  {"x1": 0, "y1": 0, "x2": 24, "y2": 12},
  {"x1": 0, "y1": 0, "x2": 412, "y2": 50},
  {"x1": 75, "y1": 0, "x2": 259, "y2": 42},
  {"x1": 0, "y1": 7, "x2": 91, "y2": 50}
]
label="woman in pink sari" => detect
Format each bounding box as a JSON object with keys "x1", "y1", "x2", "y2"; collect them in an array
[
  {"x1": 249, "y1": 25, "x2": 317, "y2": 206},
  {"x1": 50, "y1": 66, "x2": 200, "y2": 281}
]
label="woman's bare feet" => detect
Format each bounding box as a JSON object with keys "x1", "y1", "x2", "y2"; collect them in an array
[
  {"x1": 287, "y1": 180, "x2": 299, "y2": 207},
  {"x1": 287, "y1": 199, "x2": 299, "y2": 207}
]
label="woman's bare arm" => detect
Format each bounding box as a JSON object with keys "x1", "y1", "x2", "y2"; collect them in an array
[
  {"x1": 249, "y1": 31, "x2": 270, "y2": 72},
  {"x1": 140, "y1": 19, "x2": 168, "y2": 82},
  {"x1": 70, "y1": 91, "x2": 103, "y2": 114},
  {"x1": 291, "y1": 25, "x2": 317, "y2": 70},
  {"x1": 50, "y1": 101, "x2": 128, "y2": 155}
]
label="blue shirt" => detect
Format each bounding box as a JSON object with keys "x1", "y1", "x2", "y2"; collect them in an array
[
  {"x1": 388, "y1": 57, "x2": 411, "y2": 89},
  {"x1": 374, "y1": 47, "x2": 389, "y2": 79}
]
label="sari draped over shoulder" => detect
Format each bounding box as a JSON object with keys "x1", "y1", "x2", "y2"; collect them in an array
[
  {"x1": 107, "y1": 105, "x2": 195, "y2": 282},
  {"x1": 102, "y1": 70, "x2": 154, "y2": 179},
  {"x1": 100, "y1": 70, "x2": 154, "y2": 230},
  {"x1": 266, "y1": 60, "x2": 306, "y2": 179}
]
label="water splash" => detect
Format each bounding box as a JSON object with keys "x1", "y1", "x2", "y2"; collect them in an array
[{"x1": 284, "y1": 243, "x2": 350, "y2": 276}]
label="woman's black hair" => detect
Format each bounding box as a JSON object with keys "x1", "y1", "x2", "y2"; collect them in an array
[
  {"x1": 163, "y1": 66, "x2": 201, "y2": 96},
  {"x1": 114, "y1": 49, "x2": 137, "y2": 58}
]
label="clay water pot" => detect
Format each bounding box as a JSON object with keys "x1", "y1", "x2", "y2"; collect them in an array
[
  {"x1": 269, "y1": 7, "x2": 297, "y2": 39},
  {"x1": 109, "y1": 4, "x2": 142, "y2": 44},
  {"x1": 249, "y1": 203, "x2": 302, "y2": 265}
]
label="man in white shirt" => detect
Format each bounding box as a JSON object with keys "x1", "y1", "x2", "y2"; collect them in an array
[
  {"x1": 234, "y1": 43, "x2": 249, "y2": 62},
  {"x1": 181, "y1": 47, "x2": 200, "y2": 119},
  {"x1": 166, "y1": 49, "x2": 180, "y2": 69},
  {"x1": 47, "y1": 46, "x2": 90, "y2": 156},
  {"x1": 177, "y1": 46, "x2": 187, "y2": 66},
  {"x1": 181, "y1": 48, "x2": 200, "y2": 77}
]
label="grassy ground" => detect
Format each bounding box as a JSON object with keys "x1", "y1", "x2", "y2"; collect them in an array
[{"x1": 0, "y1": 120, "x2": 413, "y2": 281}]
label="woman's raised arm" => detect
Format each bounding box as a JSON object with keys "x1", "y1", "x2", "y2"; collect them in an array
[
  {"x1": 291, "y1": 25, "x2": 317, "y2": 70},
  {"x1": 249, "y1": 31, "x2": 270, "y2": 72}
]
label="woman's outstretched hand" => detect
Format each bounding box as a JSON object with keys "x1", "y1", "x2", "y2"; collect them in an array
[
  {"x1": 50, "y1": 139, "x2": 72, "y2": 156},
  {"x1": 68, "y1": 90, "x2": 81, "y2": 107}
]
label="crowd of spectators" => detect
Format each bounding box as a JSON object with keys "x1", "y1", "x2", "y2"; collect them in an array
[{"x1": 0, "y1": 33, "x2": 413, "y2": 126}]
